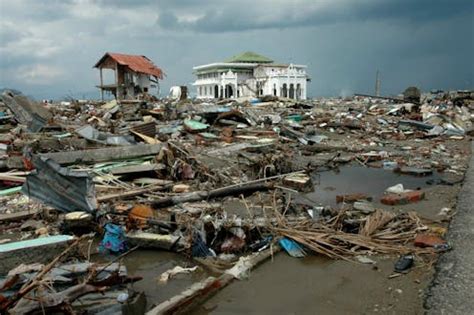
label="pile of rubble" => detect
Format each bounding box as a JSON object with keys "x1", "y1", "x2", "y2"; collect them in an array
[{"x1": 0, "y1": 88, "x2": 472, "y2": 313}]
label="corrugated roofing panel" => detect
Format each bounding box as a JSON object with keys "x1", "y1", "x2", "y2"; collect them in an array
[
  {"x1": 95, "y1": 52, "x2": 165, "y2": 79},
  {"x1": 22, "y1": 156, "x2": 97, "y2": 213}
]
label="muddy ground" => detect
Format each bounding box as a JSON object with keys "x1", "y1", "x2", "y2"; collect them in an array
[{"x1": 118, "y1": 139, "x2": 471, "y2": 315}]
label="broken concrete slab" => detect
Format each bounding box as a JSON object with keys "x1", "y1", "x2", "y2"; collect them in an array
[{"x1": 0, "y1": 235, "x2": 74, "y2": 274}]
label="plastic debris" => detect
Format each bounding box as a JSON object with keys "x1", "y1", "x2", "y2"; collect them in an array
[{"x1": 99, "y1": 224, "x2": 127, "y2": 253}]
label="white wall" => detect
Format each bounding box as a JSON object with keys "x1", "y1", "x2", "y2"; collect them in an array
[{"x1": 194, "y1": 64, "x2": 309, "y2": 99}]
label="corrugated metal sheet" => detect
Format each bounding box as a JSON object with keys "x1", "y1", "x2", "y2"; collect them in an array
[
  {"x1": 94, "y1": 52, "x2": 164, "y2": 79},
  {"x1": 22, "y1": 156, "x2": 97, "y2": 213},
  {"x1": 131, "y1": 121, "x2": 156, "y2": 138}
]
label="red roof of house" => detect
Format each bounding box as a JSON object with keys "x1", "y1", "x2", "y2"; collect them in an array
[{"x1": 94, "y1": 52, "x2": 164, "y2": 79}]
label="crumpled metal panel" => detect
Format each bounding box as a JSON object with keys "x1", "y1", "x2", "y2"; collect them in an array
[
  {"x1": 1, "y1": 90, "x2": 52, "y2": 132},
  {"x1": 76, "y1": 124, "x2": 135, "y2": 146},
  {"x1": 22, "y1": 156, "x2": 97, "y2": 213}
]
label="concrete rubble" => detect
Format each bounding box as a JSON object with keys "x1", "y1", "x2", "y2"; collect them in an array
[{"x1": 0, "y1": 88, "x2": 472, "y2": 314}]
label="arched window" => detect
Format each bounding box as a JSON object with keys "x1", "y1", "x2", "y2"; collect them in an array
[{"x1": 289, "y1": 84, "x2": 295, "y2": 99}]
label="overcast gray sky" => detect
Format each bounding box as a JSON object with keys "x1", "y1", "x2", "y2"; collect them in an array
[{"x1": 0, "y1": 0, "x2": 473, "y2": 99}]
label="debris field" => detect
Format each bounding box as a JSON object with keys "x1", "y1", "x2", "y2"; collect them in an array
[{"x1": 0, "y1": 89, "x2": 473, "y2": 314}]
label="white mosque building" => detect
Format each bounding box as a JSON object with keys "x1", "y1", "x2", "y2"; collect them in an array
[{"x1": 193, "y1": 52, "x2": 310, "y2": 100}]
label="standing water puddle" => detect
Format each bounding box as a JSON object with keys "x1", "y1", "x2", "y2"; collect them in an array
[
  {"x1": 102, "y1": 166, "x2": 439, "y2": 311},
  {"x1": 300, "y1": 165, "x2": 440, "y2": 207},
  {"x1": 121, "y1": 250, "x2": 209, "y2": 309}
]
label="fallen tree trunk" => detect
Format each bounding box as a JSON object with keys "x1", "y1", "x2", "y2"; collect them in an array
[{"x1": 151, "y1": 182, "x2": 274, "y2": 209}]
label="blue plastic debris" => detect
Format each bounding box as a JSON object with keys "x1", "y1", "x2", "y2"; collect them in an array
[
  {"x1": 100, "y1": 224, "x2": 127, "y2": 253},
  {"x1": 279, "y1": 237, "x2": 306, "y2": 258},
  {"x1": 191, "y1": 232, "x2": 214, "y2": 257},
  {"x1": 250, "y1": 98, "x2": 260, "y2": 104}
]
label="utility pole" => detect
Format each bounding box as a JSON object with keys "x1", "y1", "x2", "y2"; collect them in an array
[{"x1": 375, "y1": 70, "x2": 381, "y2": 96}]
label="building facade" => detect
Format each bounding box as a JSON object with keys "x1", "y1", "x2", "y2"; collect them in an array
[
  {"x1": 193, "y1": 52, "x2": 309, "y2": 100},
  {"x1": 94, "y1": 52, "x2": 165, "y2": 100}
]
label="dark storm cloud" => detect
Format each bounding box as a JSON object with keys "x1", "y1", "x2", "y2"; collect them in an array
[
  {"x1": 353, "y1": 0, "x2": 473, "y2": 22},
  {"x1": 0, "y1": 0, "x2": 472, "y2": 99},
  {"x1": 158, "y1": 0, "x2": 473, "y2": 33}
]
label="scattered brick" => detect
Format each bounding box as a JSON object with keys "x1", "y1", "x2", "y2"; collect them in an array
[
  {"x1": 380, "y1": 190, "x2": 425, "y2": 205},
  {"x1": 414, "y1": 233, "x2": 446, "y2": 248}
]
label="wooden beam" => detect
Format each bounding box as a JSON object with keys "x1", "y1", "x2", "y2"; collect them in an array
[
  {"x1": 41, "y1": 143, "x2": 163, "y2": 166},
  {"x1": 115, "y1": 62, "x2": 119, "y2": 100},
  {"x1": 109, "y1": 163, "x2": 166, "y2": 175},
  {"x1": 99, "y1": 68, "x2": 104, "y2": 101},
  {"x1": 97, "y1": 184, "x2": 165, "y2": 202},
  {"x1": 0, "y1": 208, "x2": 43, "y2": 222}
]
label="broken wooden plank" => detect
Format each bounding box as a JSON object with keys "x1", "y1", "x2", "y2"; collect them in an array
[
  {"x1": 0, "y1": 174, "x2": 26, "y2": 183},
  {"x1": 151, "y1": 182, "x2": 274, "y2": 209},
  {"x1": 146, "y1": 275, "x2": 232, "y2": 315},
  {"x1": 0, "y1": 208, "x2": 43, "y2": 223},
  {"x1": 97, "y1": 185, "x2": 165, "y2": 202},
  {"x1": 109, "y1": 163, "x2": 166, "y2": 175},
  {"x1": 12, "y1": 138, "x2": 89, "y2": 151},
  {"x1": 40, "y1": 143, "x2": 163, "y2": 166}
]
